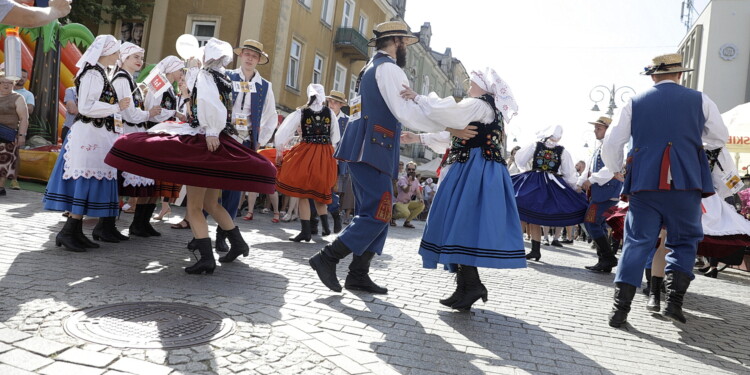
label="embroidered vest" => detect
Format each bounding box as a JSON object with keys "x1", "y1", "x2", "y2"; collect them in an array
[
  {"x1": 444, "y1": 94, "x2": 506, "y2": 166},
  {"x1": 531, "y1": 142, "x2": 564, "y2": 174},
  {"x1": 190, "y1": 69, "x2": 236, "y2": 134},
  {"x1": 589, "y1": 146, "x2": 623, "y2": 203},
  {"x1": 300, "y1": 107, "x2": 333, "y2": 144},
  {"x1": 112, "y1": 68, "x2": 146, "y2": 128},
  {"x1": 145, "y1": 88, "x2": 177, "y2": 129},
  {"x1": 226, "y1": 69, "x2": 270, "y2": 149},
  {"x1": 74, "y1": 64, "x2": 118, "y2": 133}
]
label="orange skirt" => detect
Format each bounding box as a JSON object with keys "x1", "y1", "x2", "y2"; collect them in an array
[
  {"x1": 153, "y1": 181, "x2": 182, "y2": 198},
  {"x1": 276, "y1": 142, "x2": 336, "y2": 204}
]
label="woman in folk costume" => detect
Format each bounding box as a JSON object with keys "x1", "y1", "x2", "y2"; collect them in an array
[
  {"x1": 106, "y1": 38, "x2": 277, "y2": 274},
  {"x1": 275, "y1": 83, "x2": 340, "y2": 242},
  {"x1": 43, "y1": 35, "x2": 131, "y2": 252},
  {"x1": 110, "y1": 42, "x2": 163, "y2": 237},
  {"x1": 512, "y1": 124, "x2": 588, "y2": 261},
  {"x1": 401, "y1": 68, "x2": 526, "y2": 311}
]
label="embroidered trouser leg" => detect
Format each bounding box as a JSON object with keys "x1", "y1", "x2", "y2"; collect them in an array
[
  {"x1": 615, "y1": 191, "x2": 702, "y2": 287},
  {"x1": 583, "y1": 200, "x2": 617, "y2": 239},
  {"x1": 336, "y1": 162, "x2": 392, "y2": 256}
]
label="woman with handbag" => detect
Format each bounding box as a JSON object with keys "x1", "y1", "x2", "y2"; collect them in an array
[{"x1": 0, "y1": 71, "x2": 29, "y2": 196}]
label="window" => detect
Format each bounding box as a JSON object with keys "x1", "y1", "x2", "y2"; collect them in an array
[
  {"x1": 287, "y1": 40, "x2": 302, "y2": 89},
  {"x1": 333, "y1": 63, "x2": 347, "y2": 92},
  {"x1": 342, "y1": 0, "x2": 355, "y2": 27},
  {"x1": 191, "y1": 21, "x2": 216, "y2": 46},
  {"x1": 321, "y1": 0, "x2": 336, "y2": 26},
  {"x1": 349, "y1": 74, "x2": 358, "y2": 101},
  {"x1": 312, "y1": 54, "x2": 324, "y2": 84},
  {"x1": 298, "y1": 0, "x2": 312, "y2": 9},
  {"x1": 357, "y1": 14, "x2": 368, "y2": 36}
]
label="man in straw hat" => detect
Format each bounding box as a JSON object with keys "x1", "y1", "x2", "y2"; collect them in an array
[
  {"x1": 309, "y1": 21, "x2": 472, "y2": 294},
  {"x1": 577, "y1": 116, "x2": 623, "y2": 273},
  {"x1": 214, "y1": 39, "x2": 278, "y2": 252},
  {"x1": 602, "y1": 53, "x2": 728, "y2": 327},
  {"x1": 326, "y1": 90, "x2": 350, "y2": 233}
]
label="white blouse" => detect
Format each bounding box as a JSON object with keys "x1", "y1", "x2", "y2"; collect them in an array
[
  {"x1": 111, "y1": 70, "x2": 150, "y2": 129},
  {"x1": 77, "y1": 63, "x2": 120, "y2": 119},
  {"x1": 145, "y1": 86, "x2": 177, "y2": 124},
  {"x1": 516, "y1": 140, "x2": 578, "y2": 187}
]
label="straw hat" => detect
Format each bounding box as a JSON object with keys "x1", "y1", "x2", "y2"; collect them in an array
[
  {"x1": 326, "y1": 90, "x2": 348, "y2": 104},
  {"x1": 233, "y1": 39, "x2": 269, "y2": 65},
  {"x1": 642, "y1": 53, "x2": 693, "y2": 75},
  {"x1": 367, "y1": 21, "x2": 418, "y2": 47},
  {"x1": 588, "y1": 116, "x2": 612, "y2": 127}
]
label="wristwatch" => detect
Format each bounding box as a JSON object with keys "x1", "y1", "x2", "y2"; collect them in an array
[{"x1": 17, "y1": 133, "x2": 25, "y2": 137}]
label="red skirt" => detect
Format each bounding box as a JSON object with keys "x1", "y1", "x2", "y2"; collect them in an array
[
  {"x1": 276, "y1": 142, "x2": 336, "y2": 204},
  {"x1": 153, "y1": 181, "x2": 182, "y2": 198},
  {"x1": 105, "y1": 132, "x2": 276, "y2": 193}
]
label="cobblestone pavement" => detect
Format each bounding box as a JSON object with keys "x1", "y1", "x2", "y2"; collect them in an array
[{"x1": 1, "y1": 189, "x2": 750, "y2": 374}]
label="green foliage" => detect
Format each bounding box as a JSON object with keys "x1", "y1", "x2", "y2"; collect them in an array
[
  {"x1": 59, "y1": 24, "x2": 95, "y2": 49},
  {"x1": 27, "y1": 113, "x2": 53, "y2": 141},
  {"x1": 67, "y1": 0, "x2": 153, "y2": 25}
]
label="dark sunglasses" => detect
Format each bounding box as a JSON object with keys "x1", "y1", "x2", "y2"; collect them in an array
[{"x1": 406, "y1": 168, "x2": 416, "y2": 171}]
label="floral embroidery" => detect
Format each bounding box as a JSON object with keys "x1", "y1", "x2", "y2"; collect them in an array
[
  {"x1": 444, "y1": 94, "x2": 505, "y2": 166},
  {"x1": 532, "y1": 143, "x2": 563, "y2": 174},
  {"x1": 300, "y1": 107, "x2": 333, "y2": 144}
]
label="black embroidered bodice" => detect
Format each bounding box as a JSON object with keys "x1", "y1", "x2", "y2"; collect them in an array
[
  {"x1": 532, "y1": 142, "x2": 564, "y2": 174},
  {"x1": 300, "y1": 107, "x2": 332, "y2": 144},
  {"x1": 112, "y1": 68, "x2": 146, "y2": 128},
  {"x1": 74, "y1": 64, "x2": 118, "y2": 133},
  {"x1": 444, "y1": 94, "x2": 505, "y2": 166},
  {"x1": 189, "y1": 69, "x2": 236, "y2": 134},
  {"x1": 706, "y1": 147, "x2": 722, "y2": 172},
  {"x1": 146, "y1": 88, "x2": 178, "y2": 129}
]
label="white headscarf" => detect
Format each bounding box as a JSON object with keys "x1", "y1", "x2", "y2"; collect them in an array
[
  {"x1": 536, "y1": 125, "x2": 564, "y2": 143},
  {"x1": 117, "y1": 42, "x2": 144, "y2": 67},
  {"x1": 155, "y1": 55, "x2": 184, "y2": 76},
  {"x1": 306, "y1": 83, "x2": 326, "y2": 108},
  {"x1": 203, "y1": 38, "x2": 233, "y2": 69},
  {"x1": 76, "y1": 35, "x2": 120, "y2": 76},
  {"x1": 470, "y1": 67, "x2": 519, "y2": 123}
]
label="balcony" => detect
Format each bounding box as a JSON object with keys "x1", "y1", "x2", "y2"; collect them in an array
[{"x1": 334, "y1": 27, "x2": 369, "y2": 61}]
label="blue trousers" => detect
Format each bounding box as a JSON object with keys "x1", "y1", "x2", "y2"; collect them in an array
[
  {"x1": 221, "y1": 190, "x2": 242, "y2": 219},
  {"x1": 583, "y1": 199, "x2": 618, "y2": 239},
  {"x1": 328, "y1": 191, "x2": 340, "y2": 213},
  {"x1": 336, "y1": 162, "x2": 392, "y2": 256},
  {"x1": 615, "y1": 191, "x2": 703, "y2": 287}
]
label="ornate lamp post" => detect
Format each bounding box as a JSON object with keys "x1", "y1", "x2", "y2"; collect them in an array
[{"x1": 589, "y1": 84, "x2": 636, "y2": 117}]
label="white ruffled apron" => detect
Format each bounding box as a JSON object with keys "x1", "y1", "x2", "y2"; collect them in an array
[{"x1": 62, "y1": 121, "x2": 118, "y2": 180}]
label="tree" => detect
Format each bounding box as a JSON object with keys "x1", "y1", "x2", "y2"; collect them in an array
[{"x1": 66, "y1": 0, "x2": 152, "y2": 25}]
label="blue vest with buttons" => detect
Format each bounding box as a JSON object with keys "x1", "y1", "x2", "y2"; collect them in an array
[
  {"x1": 623, "y1": 83, "x2": 714, "y2": 197},
  {"x1": 589, "y1": 147, "x2": 623, "y2": 203},
  {"x1": 334, "y1": 53, "x2": 401, "y2": 177},
  {"x1": 337, "y1": 113, "x2": 349, "y2": 176},
  {"x1": 226, "y1": 69, "x2": 269, "y2": 149}
]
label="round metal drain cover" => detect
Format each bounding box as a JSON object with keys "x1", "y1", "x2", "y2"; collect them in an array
[{"x1": 64, "y1": 302, "x2": 235, "y2": 349}]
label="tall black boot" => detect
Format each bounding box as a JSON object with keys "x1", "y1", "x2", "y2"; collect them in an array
[
  {"x1": 608, "y1": 282, "x2": 637, "y2": 328},
  {"x1": 215, "y1": 227, "x2": 229, "y2": 252},
  {"x1": 450, "y1": 265, "x2": 488, "y2": 311},
  {"x1": 662, "y1": 271, "x2": 691, "y2": 323},
  {"x1": 56, "y1": 217, "x2": 86, "y2": 252},
  {"x1": 320, "y1": 215, "x2": 331, "y2": 236},
  {"x1": 143, "y1": 204, "x2": 161, "y2": 236},
  {"x1": 218, "y1": 227, "x2": 250, "y2": 263},
  {"x1": 587, "y1": 236, "x2": 617, "y2": 273},
  {"x1": 332, "y1": 211, "x2": 342, "y2": 233},
  {"x1": 646, "y1": 276, "x2": 663, "y2": 312},
  {"x1": 585, "y1": 236, "x2": 605, "y2": 270},
  {"x1": 128, "y1": 205, "x2": 151, "y2": 237},
  {"x1": 309, "y1": 239, "x2": 352, "y2": 292},
  {"x1": 440, "y1": 269, "x2": 464, "y2": 307},
  {"x1": 93, "y1": 217, "x2": 121, "y2": 243},
  {"x1": 289, "y1": 220, "x2": 312, "y2": 242},
  {"x1": 642, "y1": 268, "x2": 652, "y2": 296},
  {"x1": 310, "y1": 215, "x2": 319, "y2": 235},
  {"x1": 611, "y1": 238, "x2": 621, "y2": 255},
  {"x1": 185, "y1": 238, "x2": 216, "y2": 275},
  {"x1": 525, "y1": 240, "x2": 541, "y2": 261},
  {"x1": 108, "y1": 216, "x2": 129, "y2": 241},
  {"x1": 74, "y1": 218, "x2": 99, "y2": 248},
  {"x1": 344, "y1": 251, "x2": 388, "y2": 294}
]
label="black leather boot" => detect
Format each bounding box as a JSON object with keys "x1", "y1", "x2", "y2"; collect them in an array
[
  {"x1": 585, "y1": 236, "x2": 604, "y2": 270},
  {"x1": 128, "y1": 205, "x2": 151, "y2": 237},
  {"x1": 289, "y1": 220, "x2": 312, "y2": 242},
  {"x1": 56, "y1": 217, "x2": 86, "y2": 252},
  {"x1": 646, "y1": 276, "x2": 663, "y2": 312},
  {"x1": 143, "y1": 204, "x2": 161, "y2": 236},
  {"x1": 662, "y1": 271, "x2": 691, "y2": 323},
  {"x1": 440, "y1": 270, "x2": 464, "y2": 307},
  {"x1": 320, "y1": 215, "x2": 331, "y2": 236},
  {"x1": 215, "y1": 227, "x2": 229, "y2": 252},
  {"x1": 332, "y1": 211, "x2": 342, "y2": 233},
  {"x1": 74, "y1": 218, "x2": 99, "y2": 248},
  {"x1": 93, "y1": 217, "x2": 123, "y2": 243},
  {"x1": 110, "y1": 216, "x2": 130, "y2": 241},
  {"x1": 587, "y1": 236, "x2": 617, "y2": 273},
  {"x1": 309, "y1": 239, "x2": 352, "y2": 292},
  {"x1": 310, "y1": 215, "x2": 319, "y2": 235},
  {"x1": 608, "y1": 282, "x2": 637, "y2": 328},
  {"x1": 344, "y1": 251, "x2": 388, "y2": 294},
  {"x1": 218, "y1": 227, "x2": 250, "y2": 263},
  {"x1": 185, "y1": 238, "x2": 216, "y2": 275},
  {"x1": 450, "y1": 265, "x2": 488, "y2": 311},
  {"x1": 642, "y1": 268, "x2": 652, "y2": 296},
  {"x1": 525, "y1": 240, "x2": 541, "y2": 261},
  {"x1": 187, "y1": 237, "x2": 197, "y2": 250}
]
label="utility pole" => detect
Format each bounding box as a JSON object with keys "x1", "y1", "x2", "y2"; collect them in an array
[{"x1": 681, "y1": 0, "x2": 697, "y2": 32}]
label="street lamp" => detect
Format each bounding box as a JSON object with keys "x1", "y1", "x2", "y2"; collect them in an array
[{"x1": 589, "y1": 84, "x2": 636, "y2": 117}]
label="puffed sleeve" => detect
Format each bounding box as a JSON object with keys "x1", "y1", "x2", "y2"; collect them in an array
[
  {"x1": 196, "y1": 71, "x2": 228, "y2": 137},
  {"x1": 414, "y1": 95, "x2": 494, "y2": 126},
  {"x1": 257, "y1": 82, "x2": 279, "y2": 148},
  {"x1": 419, "y1": 131, "x2": 451, "y2": 153},
  {"x1": 514, "y1": 142, "x2": 537, "y2": 172},
  {"x1": 560, "y1": 149, "x2": 578, "y2": 187},
  {"x1": 77, "y1": 70, "x2": 119, "y2": 118},
  {"x1": 112, "y1": 77, "x2": 150, "y2": 125},
  {"x1": 329, "y1": 108, "x2": 341, "y2": 148},
  {"x1": 274, "y1": 109, "x2": 302, "y2": 156}
]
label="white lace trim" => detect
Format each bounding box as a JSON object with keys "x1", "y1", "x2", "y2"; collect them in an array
[{"x1": 122, "y1": 171, "x2": 155, "y2": 187}]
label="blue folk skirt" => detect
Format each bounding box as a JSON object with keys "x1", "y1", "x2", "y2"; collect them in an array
[
  {"x1": 419, "y1": 148, "x2": 527, "y2": 270},
  {"x1": 511, "y1": 170, "x2": 588, "y2": 226},
  {"x1": 43, "y1": 138, "x2": 119, "y2": 217}
]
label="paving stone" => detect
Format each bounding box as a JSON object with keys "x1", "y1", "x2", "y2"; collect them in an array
[
  {"x1": 110, "y1": 358, "x2": 173, "y2": 375},
  {"x1": 0, "y1": 349, "x2": 54, "y2": 371},
  {"x1": 0, "y1": 329, "x2": 31, "y2": 344},
  {"x1": 0, "y1": 363, "x2": 37, "y2": 375},
  {"x1": 14, "y1": 336, "x2": 71, "y2": 356},
  {"x1": 56, "y1": 348, "x2": 118, "y2": 368},
  {"x1": 38, "y1": 361, "x2": 105, "y2": 375}
]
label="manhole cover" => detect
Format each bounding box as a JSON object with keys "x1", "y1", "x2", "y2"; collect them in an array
[{"x1": 64, "y1": 302, "x2": 235, "y2": 349}]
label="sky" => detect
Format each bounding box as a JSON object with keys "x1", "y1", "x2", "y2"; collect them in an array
[{"x1": 404, "y1": 0, "x2": 710, "y2": 163}]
